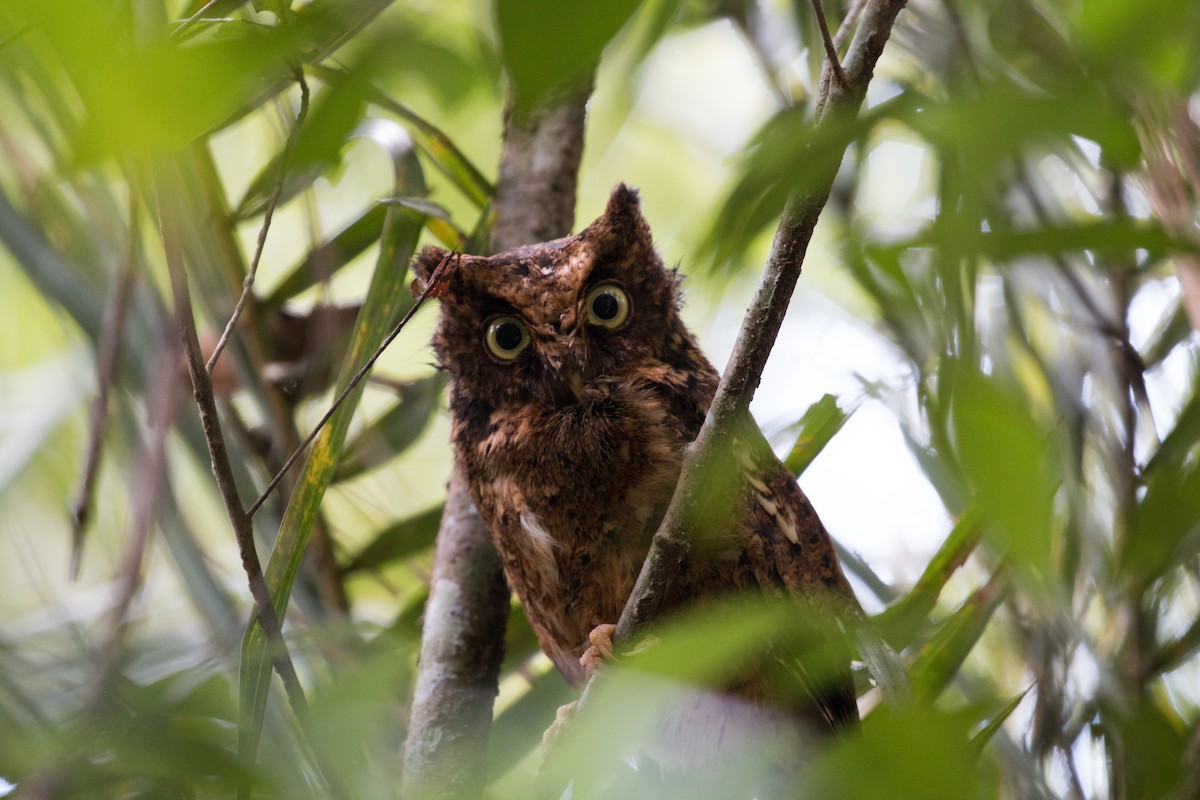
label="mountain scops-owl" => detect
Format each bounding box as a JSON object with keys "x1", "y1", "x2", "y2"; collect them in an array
[{"x1": 412, "y1": 184, "x2": 860, "y2": 756}]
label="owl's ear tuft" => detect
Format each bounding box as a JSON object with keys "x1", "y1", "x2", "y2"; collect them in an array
[
  {"x1": 596, "y1": 183, "x2": 653, "y2": 251},
  {"x1": 411, "y1": 245, "x2": 450, "y2": 291}
]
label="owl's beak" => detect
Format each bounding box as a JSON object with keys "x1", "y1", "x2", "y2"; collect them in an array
[{"x1": 566, "y1": 370, "x2": 585, "y2": 400}]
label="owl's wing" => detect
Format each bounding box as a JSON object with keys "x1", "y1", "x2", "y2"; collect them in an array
[{"x1": 729, "y1": 422, "x2": 862, "y2": 732}]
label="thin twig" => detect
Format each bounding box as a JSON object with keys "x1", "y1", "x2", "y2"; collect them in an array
[
  {"x1": 69, "y1": 193, "x2": 140, "y2": 577},
  {"x1": 207, "y1": 68, "x2": 309, "y2": 375},
  {"x1": 155, "y1": 166, "x2": 310, "y2": 718},
  {"x1": 170, "y1": 0, "x2": 245, "y2": 40},
  {"x1": 246, "y1": 251, "x2": 457, "y2": 518},
  {"x1": 811, "y1": 0, "x2": 846, "y2": 84},
  {"x1": 833, "y1": 0, "x2": 870, "y2": 49}
]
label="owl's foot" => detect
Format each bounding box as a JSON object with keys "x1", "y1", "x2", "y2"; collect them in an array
[
  {"x1": 541, "y1": 700, "x2": 577, "y2": 754},
  {"x1": 579, "y1": 623, "x2": 617, "y2": 677}
]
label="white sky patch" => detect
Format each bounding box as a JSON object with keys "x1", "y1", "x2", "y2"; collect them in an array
[
  {"x1": 633, "y1": 20, "x2": 777, "y2": 155},
  {"x1": 858, "y1": 138, "x2": 935, "y2": 237},
  {"x1": 704, "y1": 281, "x2": 951, "y2": 587}
]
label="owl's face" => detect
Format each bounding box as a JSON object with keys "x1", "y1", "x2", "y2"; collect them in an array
[{"x1": 413, "y1": 185, "x2": 689, "y2": 409}]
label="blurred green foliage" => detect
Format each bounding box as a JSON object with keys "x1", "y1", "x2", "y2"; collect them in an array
[{"x1": 1, "y1": 0, "x2": 1199, "y2": 798}]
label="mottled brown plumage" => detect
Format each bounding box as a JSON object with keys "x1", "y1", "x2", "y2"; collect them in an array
[{"x1": 412, "y1": 185, "x2": 858, "y2": 742}]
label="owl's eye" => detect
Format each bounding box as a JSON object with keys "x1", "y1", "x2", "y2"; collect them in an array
[
  {"x1": 585, "y1": 284, "x2": 630, "y2": 329},
  {"x1": 484, "y1": 316, "x2": 531, "y2": 360}
]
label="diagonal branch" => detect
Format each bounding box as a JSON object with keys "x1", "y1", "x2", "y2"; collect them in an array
[{"x1": 588, "y1": 0, "x2": 909, "y2": 692}]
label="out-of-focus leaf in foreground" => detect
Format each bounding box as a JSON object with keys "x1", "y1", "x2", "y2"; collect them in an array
[
  {"x1": 950, "y1": 370, "x2": 1059, "y2": 591},
  {"x1": 783, "y1": 393, "x2": 854, "y2": 478},
  {"x1": 495, "y1": 0, "x2": 641, "y2": 111}
]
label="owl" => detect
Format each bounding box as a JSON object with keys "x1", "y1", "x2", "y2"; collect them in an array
[{"x1": 412, "y1": 185, "x2": 859, "y2": 758}]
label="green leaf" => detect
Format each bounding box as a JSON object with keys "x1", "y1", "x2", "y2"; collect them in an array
[
  {"x1": 799, "y1": 706, "x2": 992, "y2": 799},
  {"x1": 704, "y1": 97, "x2": 900, "y2": 269},
  {"x1": 1107, "y1": 702, "x2": 1190, "y2": 800},
  {"x1": 909, "y1": 570, "x2": 1006, "y2": 704},
  {"x1": 972, "y1": 687, "x2": 1032, "y2": 752},
  {"x1": 1142, "y1": 384, "x2": 1200, "y2": 485},
  {"x1": 1142, "y1": 298, "x2": 1191, "y2": 368},
  {"x1": 876, "y1": 505, "x2": 982, "y2": 649},
  {"x1": 1123, "y1": 456, "x2": 1200, "y2": 584},
  {"x1": 381, "y1": 197, "x2": 468, "y2": 250},
  {"x1": 783, "y1": 393, "x2": 855, "y2": 477},
  {"x1": 333, "y1": 374, "x2": 444, "y2": 482},
  {"x1": 4, "y1": 0, "x2": 305, "y2": 162},
  {"x1": 872, "y1": 218, "x2": 1189, "y2": 270},
  {"x1": 342, "y1": 505, "x2": 442, "y2": 573},
  {"x1": 909, "y1": 78, "x2": 1142, "y2": 170},
  {"x1": 233, "y1": 70, "x2": 373, "y2": 220},
  {"x1": 238, "y1": 149, "x2": 427, "y2": 768},
  {"x1": 495, "y1": 0, "x2": 642, "y2": 110},
  {"x1": 487, "y1": 670, "x2": 575, "y2": 781},
  {"x1": 950, "y1": 370, "x2": 1059, "y2": 587},
  {"x1": 261, "y1": 203, "x2": 389, "y2": 308},
  {"x1": 854, "y1": 625, "x2": 911, "y2": 707},
  {"x1": 360, "y1": 86, "x2": 495, "y2": 209}
]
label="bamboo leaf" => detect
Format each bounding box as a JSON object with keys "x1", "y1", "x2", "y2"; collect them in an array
[
  {"x1": 950, "y1": 370, "x2": 1058, "y2": 587},
  {"x1": 333, "y1": 375, "x2": 444, "y2": 482},
  {"x1": 232, "y1": 77, "x2": 371, "y2": 221},
  {"x1": 854, "y1": 625, "x2": 912, "y2": 707},
  {"x1": 261, "y1": 203, "x2": 388, "y2": 309},
  {"x1": 487, "y1": 670, "x2": 575, "y2": 781},
  {"x1": 876, "y1": 505, "x2": 982, "y2": 650},
  {"x1": 871, "y1": 218, "x2": 1192, "y2": 268},
  {"x1": 909, "y1": 570, "x2": 1006, "y2": 704},
  {"x1": 343, "y1": 505, "x2": 442, "y2": 574},
  {"x1": 356, "y1": 85, "x2": 495, "y2": 209},
  {"x1": 971, "y1": 687, "x2": 1032, "y2": 752},
  {"x1": 238, "y1": 148, "x2": 426, "y2": 767},
  {"x1": 1123, "y1": 456, "x2": 1200, "y2": 584},
  {"x1": 495, "y1": 0, "x2": 641, "y2": 111},
  {"x1": 783, "y1": 393, "x2": 855, "y2": 477}
]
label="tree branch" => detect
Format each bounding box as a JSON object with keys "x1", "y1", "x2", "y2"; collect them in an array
[
  {"x1": 399, "y1": 469, "x2": 510, "y2": 799},
  {"x1": 599, "y1": 0, "x2": 908, "y2": 680},
  {"x1": 400, "y1": 77, "x2": 593, "y2": 799}
]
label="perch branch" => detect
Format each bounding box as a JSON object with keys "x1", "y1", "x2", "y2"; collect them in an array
[
  {"x1": 207, "y1": 68, "x2": 309, "y2": 375},
  {"x1": 588, "y1": 0, "x2": 909, "y2": 692}
]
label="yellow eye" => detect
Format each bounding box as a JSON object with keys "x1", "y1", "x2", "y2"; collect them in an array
[
  {"x1": 585, "y1": 284, "x2": 630, "y2": 329},
  {"x1": 484, "y1": 316, "x2": 530, "y2": 360}
]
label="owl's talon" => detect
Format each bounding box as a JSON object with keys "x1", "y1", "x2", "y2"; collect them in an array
[{"x1": 579, "y1": 623, "x2": 617, "y2": 677}]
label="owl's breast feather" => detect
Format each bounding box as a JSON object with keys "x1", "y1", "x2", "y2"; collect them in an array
[{"x1": 453, "y1": 377, "x2": 688, "y2": 684}]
